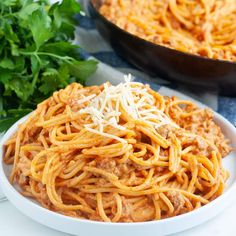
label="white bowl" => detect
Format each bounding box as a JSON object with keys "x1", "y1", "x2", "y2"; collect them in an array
[{"x1": 1, "y1": 110, "x2": 236, "y2": 236}]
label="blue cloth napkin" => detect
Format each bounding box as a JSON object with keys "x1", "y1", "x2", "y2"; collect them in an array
[{"x1": 76, "y1": 1, "x2": 236, "y2": 125}]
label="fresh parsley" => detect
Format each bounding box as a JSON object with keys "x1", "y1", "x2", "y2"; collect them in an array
[{"x1": 0, "y1": 0, "x2": 98, "y2": 132}]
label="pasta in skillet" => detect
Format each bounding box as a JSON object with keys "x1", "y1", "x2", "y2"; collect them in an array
[{"x1": 99, "y1": 0, "x2": 236, "y2": 62}]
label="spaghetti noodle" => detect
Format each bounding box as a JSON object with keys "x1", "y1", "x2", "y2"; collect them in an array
[
  {"x1": 99, "y1": 0, "x2": 236, "y2": 62},
  {"x1": 4, "y1": 76, "x2": 231, "y2": 222}
]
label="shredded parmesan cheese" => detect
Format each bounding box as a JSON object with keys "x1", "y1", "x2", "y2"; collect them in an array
[
  {"x1": 76, "y1": 94, "x2": 96, "y2": 105},
  {"x1": 79, "y1": 74, "x2": 179, "y2": 142}
]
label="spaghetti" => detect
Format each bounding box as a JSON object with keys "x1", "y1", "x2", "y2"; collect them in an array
[
  {"x1": 4, "y1": 76, "x2": 231, "y2": 222},
  {"x1": 99, "y1": 0, "x2": 236, "y2": 62}
]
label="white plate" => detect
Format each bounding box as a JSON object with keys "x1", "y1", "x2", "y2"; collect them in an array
[
  {"x1": 0, "y1": 90, "x2": 236, "y2": 236},
  {"x1": 0, "y1": 134, "x2": 5, "y2": 199}
]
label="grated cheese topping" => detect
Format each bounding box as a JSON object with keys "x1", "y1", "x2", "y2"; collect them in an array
[{"x1": 79, "y1": 74, "x2": 179, "y2": 143}]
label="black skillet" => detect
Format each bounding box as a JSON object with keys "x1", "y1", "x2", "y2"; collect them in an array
[{"x1": 88, "y1": 0, "x2": 236, "y2": 96}]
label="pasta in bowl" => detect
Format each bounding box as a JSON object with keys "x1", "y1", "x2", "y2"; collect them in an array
[{"x1": 2, "y1": 76, "x2": 232, "y2": 223}]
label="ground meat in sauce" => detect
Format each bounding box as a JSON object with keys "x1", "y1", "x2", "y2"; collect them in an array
[
  {"x1": 96, "y1": 158, "x2": 133, "y2": 177},
  {"x1": 167, "y1": 103, "x2": 231, "y2": 157},
  {"x1": 166, "y1": 191, "x2": 185, "y2": 212}
]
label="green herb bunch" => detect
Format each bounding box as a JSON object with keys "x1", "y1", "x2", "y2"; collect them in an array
[{"x1": 0, "y1": 0, "x2": 97, "y2": 132}]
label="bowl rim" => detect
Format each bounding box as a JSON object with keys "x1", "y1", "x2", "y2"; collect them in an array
[
  {"x1": 1, "y1": 109, "x2": 236, "y2": 227},
  {"x1": 89, "y1": 0, "x2": 236, "y2": 67}
]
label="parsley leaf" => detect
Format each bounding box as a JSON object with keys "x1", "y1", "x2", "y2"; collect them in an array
[
  {"x1": 0, "y1": 0, "x2": 98, "y2": 132},
  {"x1": 28, "y1": 7, "x2": 53, "y2": 49}
]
